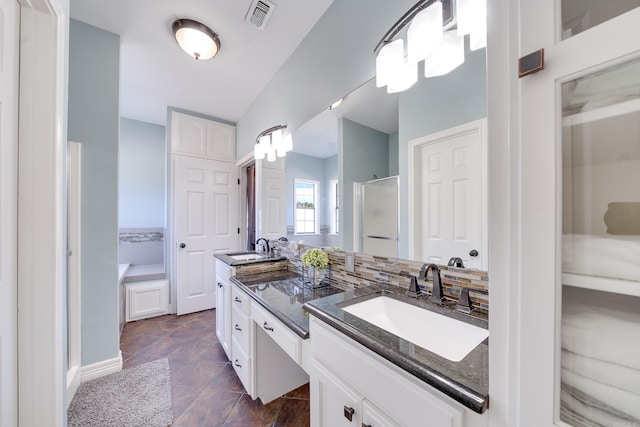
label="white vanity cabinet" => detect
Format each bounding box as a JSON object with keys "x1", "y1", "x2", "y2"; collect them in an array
[
  {"x1": 215, "y1": 260, "x2": 233, "y2": 359},
  {"x1": 309, "y1": 316, "x2": 487, "y2": 427},
  {"x1": 225, "y1": 280, "x2": 309, "y2": 404}
]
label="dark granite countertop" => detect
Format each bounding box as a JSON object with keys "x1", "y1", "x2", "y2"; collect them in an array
[
  {"x1": 303, "y1": 285, "x2": 489, "y2": 414},
  {"x1": 214, "y1": 251, "x2": 286, "y2": 266},
  {"x1": 230, "y1": 270, "x2": 344, "y2": 339}
]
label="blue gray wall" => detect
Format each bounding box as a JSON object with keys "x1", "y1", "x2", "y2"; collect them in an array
[
  {"x1": 339, "y1": 118, "x2": 391, "y2": 251},
  {"x1": 68, "y1": 19, "x2": 120, "y2": 366},
  {"x1": 389, "y1": 132, "x2": 399, "y2": 176},
  {"x1": 397, "y1": 48, "x2": 487, "y2": 258},
  {"x1": 237, "y1": 0, "x2": 417, "y2": 158},
  {"x1": 119, "y1": 118, "x2": 166, "y2": 228}
]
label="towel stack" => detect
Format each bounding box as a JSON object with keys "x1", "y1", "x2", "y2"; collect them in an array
[{"x1": 561, "y1": 306, "x2": 640, "y2": 426}]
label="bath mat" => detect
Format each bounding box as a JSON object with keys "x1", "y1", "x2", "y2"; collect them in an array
[{"x1": 67, "y1": 358, "x2": 173, "y2": 427}]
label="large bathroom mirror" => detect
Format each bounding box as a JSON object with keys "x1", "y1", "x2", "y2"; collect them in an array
[{"x1": 285, "y1": 47, "x2": 488, "y2": 269}]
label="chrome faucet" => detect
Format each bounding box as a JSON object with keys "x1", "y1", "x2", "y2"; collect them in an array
[
  {"x1": 420, "y1": 263, "x2": 444, "y2": 305},
  {"x1": 255, "y1": 238, "x2": 270, "y2": 255}
]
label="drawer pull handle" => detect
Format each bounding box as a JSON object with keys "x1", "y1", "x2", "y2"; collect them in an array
[
  {"x1": 234, "y1": 359, "x2": 242, "y2": 368},
  {"x1": 234, "y1": 324, "x2": 242, "y2": 331},
  {"x1": 263, "y1": 322, "x2": 274, "y2": 332},
  {"x1": 344, "y1": 406, "x2": 355, "y2": 422},
  {"x1": 234, "y1": 296, "x2": 242, "y2": 303},
  {"x1": 217, "y1": 282, "x2": 223, "y2": 288},
  {"x1": 362, "y1": 424, "x2": 372, "y2": 427}
]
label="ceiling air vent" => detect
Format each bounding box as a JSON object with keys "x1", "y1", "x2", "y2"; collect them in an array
[{"x1": 245, "y1": 0, "x2": 276, "y2": 30}]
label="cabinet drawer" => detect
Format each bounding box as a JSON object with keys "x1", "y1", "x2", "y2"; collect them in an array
[
  {"x1": 232, "y1": 304, "x2": 251, "y2": 353},
  {"x1": 231, "y1": 336, "x2": 252, "y2": 394},
  {"x1": 252, "y1": 303, "x2": 300, "y2": 363},
  {"x1": 231, "y1": 285, "x2": 251, "y2": 317}
]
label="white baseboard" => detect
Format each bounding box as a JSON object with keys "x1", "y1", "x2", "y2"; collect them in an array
[
  {"x1": 80, "y1": 351, "x2": 123, "y2": 383},
  {"x1": 66, "y1": 365, "x2": 81, "y2": 409}
]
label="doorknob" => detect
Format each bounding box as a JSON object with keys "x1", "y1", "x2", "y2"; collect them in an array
[
  {"x1": 179, "y1": 243, "x2": 186, "y2": 248},
  {"x1": 469, "y1": 249, "x2": 479, "y2": 257}
]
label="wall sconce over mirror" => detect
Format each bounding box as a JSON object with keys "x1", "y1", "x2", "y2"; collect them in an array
[
  {"x1": 375, "y1": 0, "x2": 486, "y2": 93},
  {"x1": 254, "y1": 124, "x2": 293, "y2": 162}
]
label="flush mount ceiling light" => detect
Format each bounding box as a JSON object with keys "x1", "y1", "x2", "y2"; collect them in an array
[
  {"x1": 254, "y1": 125, "x2": 293, "y2": 162},
  {"x1": 374, "y1": 0, "x2": 487, "y2": 93},
  {"x1": 172, "y1": 19, "x2": 221, "y2": 60}
]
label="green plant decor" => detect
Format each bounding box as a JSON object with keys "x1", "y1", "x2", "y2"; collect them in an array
[{"x1": 302, "y1": 248, "x2": 329, "y2": 270}]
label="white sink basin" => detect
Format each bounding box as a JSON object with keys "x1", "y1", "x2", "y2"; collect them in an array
[
  {"x1": 342, "y1": 296, "x2": 488, "y2": 362},
  {"x1": 229, "y1": 253, "x2": 265, "y2": 261}
]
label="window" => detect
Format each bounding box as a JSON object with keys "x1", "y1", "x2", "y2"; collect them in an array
[
  {"x1": 294, "y1": 179, "x2": 318, "y2": 234},
  {"x1": 330, "y1": 180, "x2": 339, "y2": 234}
]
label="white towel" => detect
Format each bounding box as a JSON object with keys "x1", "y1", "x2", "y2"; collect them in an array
[
  {"x1": 562, "y1": 234, "x2": 640, "y2": 282},
  {"x1": 561, "y1": 368, "x2": 640, "y2": 420},
  {"x1": 562, "y1": 309, "x2": 640, "y2": 370},
  {"x1": 560, "y1": 389, "x2": 636, "y2": 427},
  {"x1": 562, "y1": 350, "x2": 640, "y2": 395}
]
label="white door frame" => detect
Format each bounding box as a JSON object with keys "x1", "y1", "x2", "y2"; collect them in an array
[
  {"x1": 17, "y1": 0, "x2": 68, "y2": 425},
  {"x1": 407, "y1": 118, "x2": 488, "y2": 269}
]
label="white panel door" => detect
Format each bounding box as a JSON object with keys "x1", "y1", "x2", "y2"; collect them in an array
[
  {"x1": 411, "y1": 120, "x2": 486, "y2": 269},
  {"x1": 0, "y1": 0, "x2": 19, "y2": 424},
  {"x1": 258, "y1": 164, "x2": 286, "y2": 240},
  {"x1": 176, "y1": 156, "x2": 238, "y2": 315}
]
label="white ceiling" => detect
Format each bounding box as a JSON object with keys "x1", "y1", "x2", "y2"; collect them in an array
[
  {"x1": 70, "y1": 0, "x2": 335, "y2": 126},
  {"x1": 292, "y1": 78, "x2": 399, "y2": 159}
]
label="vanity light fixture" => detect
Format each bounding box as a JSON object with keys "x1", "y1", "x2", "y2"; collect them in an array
[
  {"x1": 329, "y1": 98, "x2": 344, "y2": 110},
  {"x1": 374, "y1": 0, "x2": 486, "y2": 93},
  {"x1": 254, "y1": 125, "x2": 293, "y2": 162},
  {"x1": 172, "y1": 19, "x2": 221, "y2": 60}
]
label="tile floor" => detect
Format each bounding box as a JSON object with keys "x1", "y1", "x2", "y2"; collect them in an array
[{"x1": 120, "y1": 309, "x2": 311, "y2": 426}]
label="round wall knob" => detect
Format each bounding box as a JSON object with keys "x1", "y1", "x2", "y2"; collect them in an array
[
  {"x1": 179, "y1": 243, "x2": 186, "y2": 248},
  {"x1": 469, "y1": 249, "x2": 479, "y2": 257}
]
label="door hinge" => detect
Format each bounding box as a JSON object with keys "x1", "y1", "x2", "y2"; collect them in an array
[
  {"x1": 237, "y1": 228, "x2": 240, "y2": 234},
  {"x1": 237, "y1": 178, "x2": 240, "y2": 185}
]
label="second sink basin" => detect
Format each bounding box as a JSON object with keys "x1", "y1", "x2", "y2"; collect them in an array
[
  {"x1": 342, "y1": 295, "x2": 488, "y2": 362},
  {"x1": 228, "y1": 253, "x2": 266, "y2": 261}
]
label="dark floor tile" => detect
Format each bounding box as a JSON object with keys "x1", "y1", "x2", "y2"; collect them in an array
[
  {"x1": 176, "y1": 387, "x2": 242, "y2": 427},
  {"x1": 284, "y1": 382, "x2": 310, "y2": 400},
  {"x1": 119, "y1": 308, "x2": 310, "y2": 427},
  {"x1": 171, "y1": 383, "x2": 206, "y2": 420},
  {"x1": 274, "y1": 398, "x2": 311, "y2": 427},
  {"x1": 170, "y1": 359, "x2": 230, "y2": 389},
  {"x1": 222, "y1": 394, "x2": 283, "y2": 427},
  {"x1": 122, "y1": 352, "x2": 163, "y2": 370}
]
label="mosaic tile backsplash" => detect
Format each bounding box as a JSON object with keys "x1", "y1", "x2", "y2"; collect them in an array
[{"x1": 269, "y1": 239, "x2": 489, "y2": 316}]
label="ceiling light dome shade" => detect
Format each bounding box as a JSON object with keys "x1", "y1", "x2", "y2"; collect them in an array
[{"x1": 172, "y1": 19, "x2": 221, "y2": 60}]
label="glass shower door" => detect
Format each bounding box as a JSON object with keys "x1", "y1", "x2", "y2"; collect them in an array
[{"x1": 361, "y1": 176, "x2": 399, "y2": 258}]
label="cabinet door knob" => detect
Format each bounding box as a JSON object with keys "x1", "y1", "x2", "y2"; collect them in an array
[
  {"x1": 343, "y1": 406, "x2": 355, "y2": 422},
  {"x1": 234, "y1": 359, "x2": 242, "y2": 368},
  {"x1": 263, "y1": 322, "x2": 274, "y2": 332},
  {"x1": 179, "y1": 243, "x2": 186, "y2": 248},
  {"x1": 234, "y1": 324, "x2": 242, "y2": 331},
  {"x1": 217, "y1": 282, "x2": 223, "y2": 288},
  {"x1": 234, "y1": 296, "x2": 242, "y2": 303}
]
